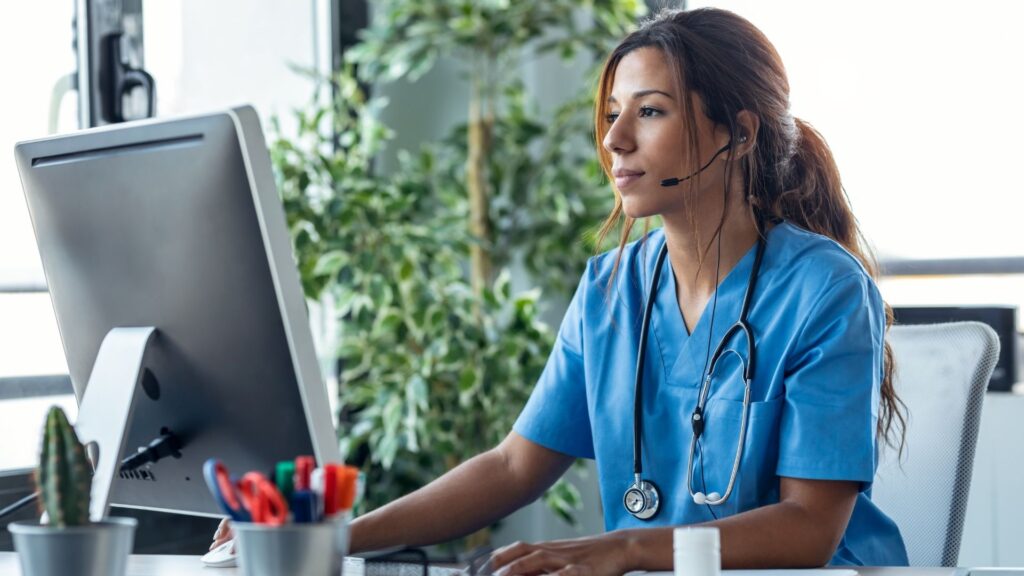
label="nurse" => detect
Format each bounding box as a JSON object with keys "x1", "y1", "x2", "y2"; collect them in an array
[{"x1": 213, "y1": 7, "x2": 910, "y2": 572}]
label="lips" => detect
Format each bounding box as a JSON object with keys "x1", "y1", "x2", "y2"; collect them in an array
[{"x1": 612, "y1": 168, "x2": 645, "y2": 189}]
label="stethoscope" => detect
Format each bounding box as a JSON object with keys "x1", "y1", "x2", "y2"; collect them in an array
[{"x1": 623, "y1": 234, "x2": 766, "y2": 520}]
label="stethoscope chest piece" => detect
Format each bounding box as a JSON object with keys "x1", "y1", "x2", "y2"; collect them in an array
[{"x1": 623, "y1": 478, "x2": 661, "y2": 520}]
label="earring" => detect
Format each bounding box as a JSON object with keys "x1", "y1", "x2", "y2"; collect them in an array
[{"x1": 739, "y1": 135, "x2": 748, "y2": 142}]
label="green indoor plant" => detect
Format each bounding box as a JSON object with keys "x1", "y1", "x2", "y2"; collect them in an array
[
  {"x1": 36, "y1": 405, "x2": 92, "y2": 526},
  {"x1": 273, "y1": 70, "x2": 564, "y2": 524},
  {"x1": 345, "y1": 0, "x2": 646, "y2": 296},
  {"x1": 8, "y1": 406, "x2": 137, "y2": 576},
  {"x1": 271, "y1": 0, "x2": 646, "y2": 543}
]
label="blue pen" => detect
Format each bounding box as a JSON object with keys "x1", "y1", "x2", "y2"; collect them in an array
[{"x1": 291, "y1": 490, "x2": 317, "y2": 523}]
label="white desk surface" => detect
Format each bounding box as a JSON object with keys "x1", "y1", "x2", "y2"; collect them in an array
[
  {"x1": 0, "y1": 553, "x2": 227, "y2": 575},
  {"x1": 0, "y1": 555, "x2": 968, "y2": 576}
]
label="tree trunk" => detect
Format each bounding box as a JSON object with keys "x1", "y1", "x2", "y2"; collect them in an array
[{"x1": 467, "y1": 74, "x2": 493, "y2": 297}]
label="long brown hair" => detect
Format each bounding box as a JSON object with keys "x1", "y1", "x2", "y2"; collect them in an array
[{"x1": 593, "y1": 8, "x2": 906, "y2": 452}]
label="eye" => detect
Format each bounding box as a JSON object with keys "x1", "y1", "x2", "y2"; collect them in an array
[
  {"x1": 639, "y1": 106, "x2": 661, "y2": 118},
  {"x1": 605, "y1": 111, "x2": 620, "y2": 124}
]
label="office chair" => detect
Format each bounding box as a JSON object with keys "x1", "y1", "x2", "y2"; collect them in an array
[{"x1": 872, "y1": 321, "x2": 999, "y2": 567}]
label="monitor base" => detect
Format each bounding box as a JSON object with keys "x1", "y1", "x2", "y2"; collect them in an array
[{"x1": 74, "y1": 326, "x2": 157, "y2": 522}]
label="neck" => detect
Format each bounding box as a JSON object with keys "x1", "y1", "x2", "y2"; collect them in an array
[{"x1": 661, "y1": 194, "x2": 761, "y2": 299}]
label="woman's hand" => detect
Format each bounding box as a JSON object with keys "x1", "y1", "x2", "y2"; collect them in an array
[
  {"x1": 488, "y1": 532, "x2": 635, "y2": 576},
  {"x1": 209, "y1": 518, "x2": 234, "y2": 551}
]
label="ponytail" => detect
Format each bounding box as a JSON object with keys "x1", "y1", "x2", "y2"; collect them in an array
[
  {"x1": 772, "y1": 120, "x2": 857, "y2": 249},
  {"x1": 768, "y1": 118, "x2": 906, "y2": 454}
]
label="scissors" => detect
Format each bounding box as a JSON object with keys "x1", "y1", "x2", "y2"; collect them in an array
[{"x1": 203, "y1": 458, "x2": 288, "y2": 525}]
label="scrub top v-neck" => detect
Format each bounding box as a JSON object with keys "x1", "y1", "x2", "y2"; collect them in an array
[
  {"x1": 513, "y1": 221, "x2": 909, "y2": 566},
  {"x1": 652, "y1": 236, "x2": 759, "y2": 388}
]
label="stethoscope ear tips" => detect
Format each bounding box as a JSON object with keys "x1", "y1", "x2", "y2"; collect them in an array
[{"x1": 692, "y1": 491, "x2": 722, "y2": 505}]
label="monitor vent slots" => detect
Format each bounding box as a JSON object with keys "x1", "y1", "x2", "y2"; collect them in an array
[
  {"x1": 31, "y1": 134, "x2": 205, "y2": 168},
  {"x1": 119, "y1": 468, "x2": 158, "y2": 482}
]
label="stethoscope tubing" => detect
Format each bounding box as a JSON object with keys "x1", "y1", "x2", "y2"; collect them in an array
[
  {"x1": 687, "y1": 368, "x2": 752, "y2": 506},
  {"x1": 631, "y1": 233, "x2": 767, "y2": 508},
  {"x1": 633, "y1": 244, "x2": 670, "y2": 476}
]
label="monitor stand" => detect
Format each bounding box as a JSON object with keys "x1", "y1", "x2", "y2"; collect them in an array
[{"x1": 73, "y1": 326, "x2": 157, "y2": 522}]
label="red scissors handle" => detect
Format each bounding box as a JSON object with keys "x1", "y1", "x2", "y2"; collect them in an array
[{"x1": 239, "y1": 472, "x2": 288, "y2": 526}]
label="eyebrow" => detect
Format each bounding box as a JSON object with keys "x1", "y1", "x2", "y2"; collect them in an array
[{"x1": 607, "y1": 89, "x2": 675, "y2": 103}]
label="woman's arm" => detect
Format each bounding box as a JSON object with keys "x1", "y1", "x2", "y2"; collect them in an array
[
  {"x1": 348, "y1": 431, "x2": 575, "y2": 554},
  {"x1": 489, "y1": 477, "x2": 859, "y2": 575},
  {"x1": 627, "y1": 477, "x2": 860, "y2": 569}
]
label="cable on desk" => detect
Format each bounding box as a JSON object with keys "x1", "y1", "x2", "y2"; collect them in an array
[{"x1": 0, "y1": 492, "x2": 38, "y2": 521}]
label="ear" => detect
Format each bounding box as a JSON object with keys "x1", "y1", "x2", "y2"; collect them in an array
[{"x1": 731, "y1": 110, "x2": 760, "y2": 159}]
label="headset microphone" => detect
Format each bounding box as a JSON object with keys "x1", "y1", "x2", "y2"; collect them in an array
[{"x1": 660, "y1": 137, "x2": 745, "y2": 187}]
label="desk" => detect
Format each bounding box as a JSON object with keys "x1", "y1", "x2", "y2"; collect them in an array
[
  {"x1": 0, "y1": 556, "x2": 965, "y2": 576},
  {"x1": 0, "y1": 553, "x2": 469, "y2": 576},
  {"x1": 0, "y1": 553, "x2": 226, "y2": 575}
]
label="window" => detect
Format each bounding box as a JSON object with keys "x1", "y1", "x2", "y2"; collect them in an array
[
  {"x1": 0, "y1": 4, "x2": 78, "y2": 287},
  {"x1": 0, "y1": 0, "x2": 335, "y2": 471},
  {"x1": 0, "y1": 3, "x2": 78, "y2": 471},
  {"x1": 687, "y1": 1, "x2": 1024, "y2": 322}
]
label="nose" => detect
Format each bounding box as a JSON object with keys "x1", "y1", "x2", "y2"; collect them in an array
[{"x1": 602, "y1": 115, "x2": 634, "y2": 155}]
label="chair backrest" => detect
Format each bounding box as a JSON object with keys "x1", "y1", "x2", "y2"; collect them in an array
[{"x1": 872, "y1": 321, "x2": 999, "y2": 566}]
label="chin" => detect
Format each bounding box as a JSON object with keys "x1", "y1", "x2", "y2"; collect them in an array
[{"x1": 620, "y1": 193, "x2": 671, "y2": 220}]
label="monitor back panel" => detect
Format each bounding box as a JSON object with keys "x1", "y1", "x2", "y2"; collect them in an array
[{"x1": 15, "y1": 113, "x2": 318, "y2": 515}]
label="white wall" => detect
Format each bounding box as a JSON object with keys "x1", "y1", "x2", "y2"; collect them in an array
[
  {"x1": 143, "y1": 0, "x2": 321, "y2": 134},
  {"x1": 959, "y1": 394, "x2": 1024, "y2": 566}
]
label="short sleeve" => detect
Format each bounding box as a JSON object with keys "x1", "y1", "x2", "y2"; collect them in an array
[
  {"x1": 777, "y1": 273, "x2": 885, "y2": 483},
  {"x1": 512, "y1": 263, "x2": 595, "y2": 459}
]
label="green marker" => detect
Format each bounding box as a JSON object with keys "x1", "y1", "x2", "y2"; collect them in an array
[{"x1": 275, "y1": 461, "x2": 296, "y2": 500}]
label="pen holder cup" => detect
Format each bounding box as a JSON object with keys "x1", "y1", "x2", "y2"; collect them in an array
[{"x1": 233, "y1": 517, "x2": 349, "y2": 576}]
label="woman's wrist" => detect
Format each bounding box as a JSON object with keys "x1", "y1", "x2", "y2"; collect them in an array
[
  {"x1": 347, "y1": 514, "x2": 378, "y2": 555},
  {"x1": 616, "y1": 528, "x2": 647, "y2": 572},
  {"x1": 616, "y1": 527, "x2": 674, "y2": 572}
]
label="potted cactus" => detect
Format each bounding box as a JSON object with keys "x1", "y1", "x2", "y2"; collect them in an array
[{"x1": 7, "y1": 406, "x2": 137, "y2": 576}]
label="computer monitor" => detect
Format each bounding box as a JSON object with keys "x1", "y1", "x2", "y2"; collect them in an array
[{"x1": 13, "y1": 106, "x2": 340, "y2": 518}]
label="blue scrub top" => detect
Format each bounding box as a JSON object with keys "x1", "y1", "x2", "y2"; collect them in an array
[{"x1": 513, "y1": 221, "x2": 908, "y2": 566}]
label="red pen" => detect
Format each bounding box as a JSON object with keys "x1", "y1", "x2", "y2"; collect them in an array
[
  {"x1": 323, "y1": 464, "x2": 341, "y2": 517},
  {"x1": 294, "y1": 455, "x2": 315, "y2": 491}
]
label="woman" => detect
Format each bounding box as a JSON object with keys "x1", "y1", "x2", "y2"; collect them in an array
[{"x1": 213, "y1": 7, "x2": 908, "y2": 571}]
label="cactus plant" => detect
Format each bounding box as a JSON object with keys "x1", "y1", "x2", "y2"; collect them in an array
[{"x1": 34, "y1": 406, "x2": 92, "y2": 527}]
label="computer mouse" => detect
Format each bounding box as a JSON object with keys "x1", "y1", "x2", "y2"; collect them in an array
[{"x1": 200, "y1": 539, "x2": 237, "y2": 568}]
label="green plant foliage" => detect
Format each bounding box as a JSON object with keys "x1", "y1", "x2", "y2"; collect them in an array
[
  {"x1": 273, "y1": 68, "x2": 560, "y2": 514},
  {"x1": 437, "y1": 81, "x2": 619, "y2": 295},
  {"x1": 347, "y1": 0, "x2": 648, "y2": 295},
  {"x1": 273, "y1": 0, "x2": 646, "y2": 531},
  {"x1": 35, "y1": 406, "x2": 92, "y2": 527},
  {"x1": 346, "y1": 0, "x2": 645, "y2": 83}
]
